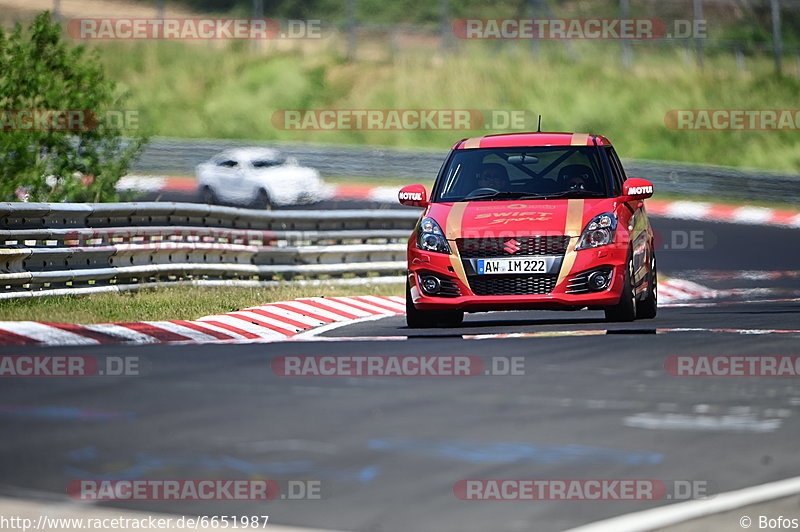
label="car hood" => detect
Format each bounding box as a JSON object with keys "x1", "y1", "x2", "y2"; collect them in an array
[
  {"x1": 250, "y1": 165, "x2": 319, "y2": 178},
  {"x1": 426, "y1": 198, "x2": 621, "y2": 240}
]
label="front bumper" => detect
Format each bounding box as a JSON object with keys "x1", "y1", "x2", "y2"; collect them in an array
[{"x1": 408, "y1": 242, "x2": 628, "y2": 312}]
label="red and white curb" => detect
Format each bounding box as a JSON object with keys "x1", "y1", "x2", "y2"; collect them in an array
[
  {"x1": 0, "y1": 296, "x2": 405, "y2": 347},
  {"x1": 116, "y1": 175, "x2": 197, "y2": 194},
  {"x1": 325, "y1": 184, "x2": 401, "y2": 203},
  {"x1": 0, "y1": 278, "x2": 722, "y2": 347},
  {"x1": 645, "y1": 199, "x2": 800, "y2": 228},
  {"x1": 658, "y1": 278, "x2": 718, "y2": 303}
]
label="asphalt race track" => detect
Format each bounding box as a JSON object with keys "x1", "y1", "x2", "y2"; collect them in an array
[{"x1": 0, "y1": 215, "x2": 798, "y2": 531}]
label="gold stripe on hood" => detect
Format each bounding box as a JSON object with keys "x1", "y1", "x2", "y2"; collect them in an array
[
  {"x1": 556, "y1": 199, "x2": 585, "y2": 286},
  {"x1": 445, "y1": 202, "x2": 469, "y2": 286}
]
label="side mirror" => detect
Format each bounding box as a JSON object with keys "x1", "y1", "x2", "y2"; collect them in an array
[
  {"x1": 622, "y1": 178, "x2": 654, "y2": 200},
  {"x1": 398, "y1": 184, "x2": 428, "y2": 207}
]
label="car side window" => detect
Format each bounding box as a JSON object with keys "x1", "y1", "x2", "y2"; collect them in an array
[
  {"x1": 605, "y1": 147, "x2": 626, "y2": 194},
  {"x1": 217, "y1": 160, "x2": 239, "y2": 168}
]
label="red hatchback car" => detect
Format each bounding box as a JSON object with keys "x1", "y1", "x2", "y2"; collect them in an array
[{"x1": 399, "y1": 132, "x2": 657, "y2": 328}]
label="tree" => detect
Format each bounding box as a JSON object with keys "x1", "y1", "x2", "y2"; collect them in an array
[{"x1": 0, "y1": 12, "x2": 147, "y2": 202}]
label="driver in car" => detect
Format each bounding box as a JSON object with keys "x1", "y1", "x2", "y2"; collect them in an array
[
  {"x1": 476, "y1": 163, "x2": 511, "y2": 191},
  {"x1": 567, "y1": 175, "x2": 587, "y2": 190},
  {"x1": 558, "y1": 165, "x2": 595, "y2": 192}
]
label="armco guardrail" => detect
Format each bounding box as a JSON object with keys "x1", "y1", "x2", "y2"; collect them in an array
[
  {"x1": 132, "y1": 137, "x2": 800, "y2": 204},
  {"x1": 0, "y1": 203, "x2": 419, "y2": 299}
]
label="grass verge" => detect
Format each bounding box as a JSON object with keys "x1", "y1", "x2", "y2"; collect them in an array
[
  {"x1": 0, "y1": 283, "x2": 405, "y2": 324},
  {"x1": 91, "y1": 38, "x2": 800, "y2": 173}
]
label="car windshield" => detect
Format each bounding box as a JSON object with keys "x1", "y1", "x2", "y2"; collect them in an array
[
  {"x1": 251, "y1": 158, "x2": 285, "y2": 168},
  {"x1": 433, "y1": 146, "x2": 609, "y2": 202}
]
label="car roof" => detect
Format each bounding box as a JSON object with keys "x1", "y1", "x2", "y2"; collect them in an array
[
  {"x1": 453, "y1": 132, "x2": 612, "y2": 149},
  {"x1": 213, "y1": 147, "x2": 284, "y2": 162}
]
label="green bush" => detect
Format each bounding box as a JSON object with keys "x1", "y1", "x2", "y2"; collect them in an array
[{"x1": 0, "y1": 12, "x2": 147, "y2": 202}]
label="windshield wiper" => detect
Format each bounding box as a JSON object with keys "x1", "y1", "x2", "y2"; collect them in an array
[
  {"x1": 542, "y1": 190, "x2": 608, "y2": 199},
  {"x1": 463, "y1": 191, "x2": 550, "y2": 201}
]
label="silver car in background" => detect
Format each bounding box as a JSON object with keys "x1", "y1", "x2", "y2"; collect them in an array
[{"x1": 196, "y1": 147, "x2": 324, "y2": 209}]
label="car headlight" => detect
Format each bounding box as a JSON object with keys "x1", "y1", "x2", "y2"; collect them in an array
[
  {"x1": 416, "y1": 217, "x2": 451, "y2": 254},
  {"x1": 576, "y1": 213, "x2": 617, "y2": 250}
]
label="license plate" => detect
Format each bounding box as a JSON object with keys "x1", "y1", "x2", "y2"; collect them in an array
[{"x1": 477, "y1": 258, "x2": 548, "y2": 275}]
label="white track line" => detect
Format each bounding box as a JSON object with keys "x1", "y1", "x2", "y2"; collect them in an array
[{"x1": 565, "y1": 475, "x2": 800, "y2": 532}]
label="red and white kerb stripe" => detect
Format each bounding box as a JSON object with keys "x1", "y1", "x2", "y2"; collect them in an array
[{"x1": 0, "y1": 296, "x2": 405, "y2": 347}]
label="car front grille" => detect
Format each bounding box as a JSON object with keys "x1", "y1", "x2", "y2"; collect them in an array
[
  {"x1": 468, "y1": 274, "x2": 558, "y2": 296},
  {"x1": 457, "y1": 236, "x2": 571, "y2": 259}
]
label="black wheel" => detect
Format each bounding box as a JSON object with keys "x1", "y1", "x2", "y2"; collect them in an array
[
  {"x1": 605, "y1": 254, "x2": 637, "y2": 322},
  {"x1": 254, "y1": 189, "x2": 272, "y2": 210},
  {"x1": 636, "y1": 252, "x2": 658, "y2": 320},
  {"x1": 201, "y1": 186, "x2": 217, "y2": 205},
  {"x1": 405, "y1": 280, "x2": 464, "y2": 328}
]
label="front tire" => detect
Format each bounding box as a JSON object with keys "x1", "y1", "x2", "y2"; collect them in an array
[
  {"x1": 605, "y1": 255, "x2": 637, "y2": 322},
  {"x1": 405, "y1": 280, "x2": 464, "y2": 328},
  {"x1": 636, "y1": 253, "x2": 658, "y2": 320}
]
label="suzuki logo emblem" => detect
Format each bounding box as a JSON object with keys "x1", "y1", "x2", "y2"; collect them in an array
[{"x1": 504, "y1": 239, "x2": 521, "y2": 254}]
